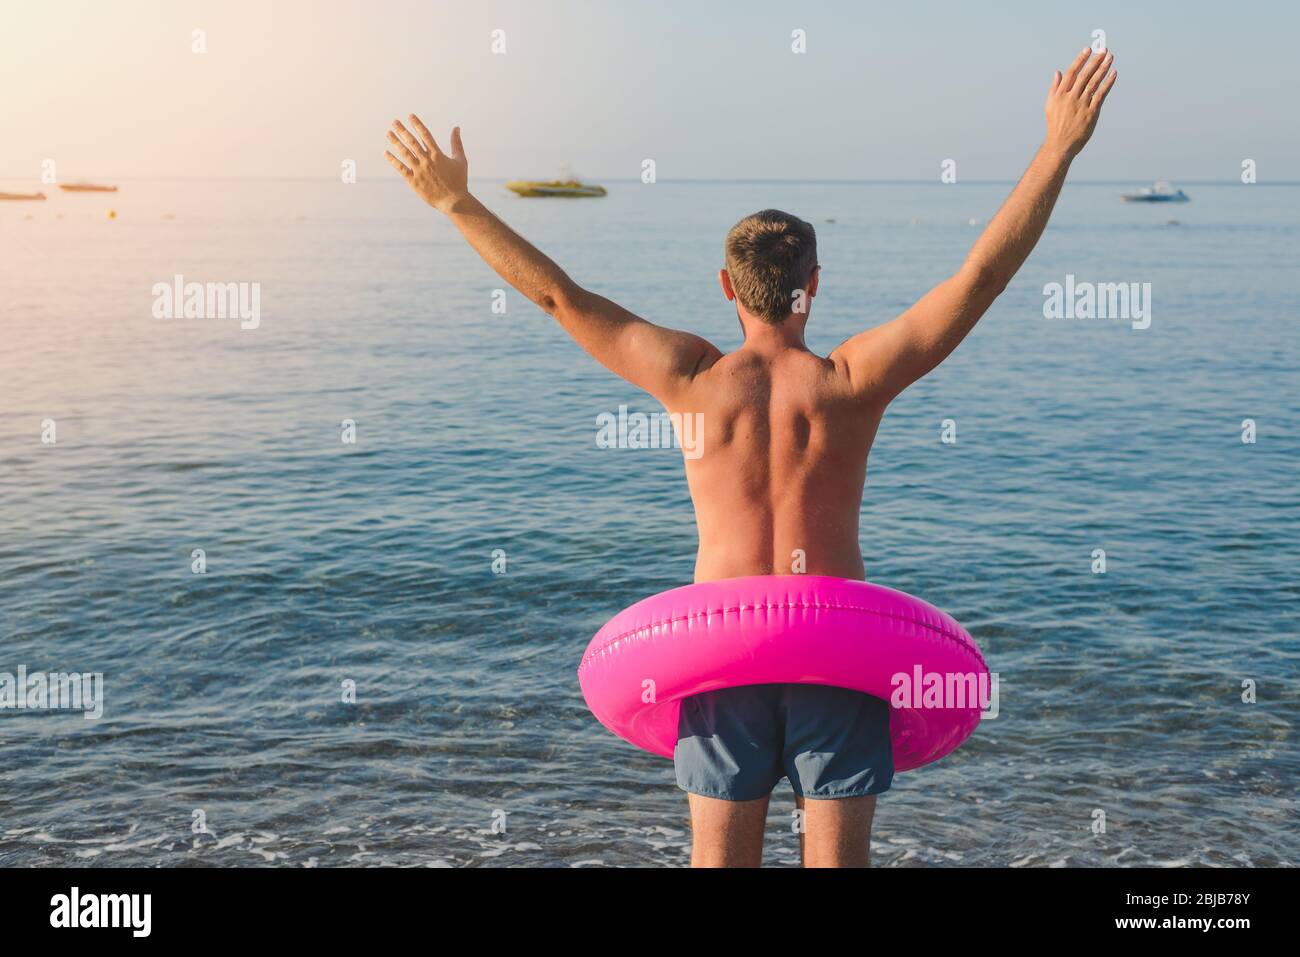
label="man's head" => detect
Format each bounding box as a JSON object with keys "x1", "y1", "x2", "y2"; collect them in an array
[{"x1": 721, "y1": 209, "x2": 819, "y2": 324}]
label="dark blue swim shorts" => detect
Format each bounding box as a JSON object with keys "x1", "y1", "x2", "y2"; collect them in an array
[{"x1": 674, "y1": 683, "x2": 895, "y2": 801}]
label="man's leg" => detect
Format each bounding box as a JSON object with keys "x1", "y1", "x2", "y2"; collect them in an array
[
  {"x1": 795, "y1": 794, "x2": 877, "y2": 868},
  {"x1": 675, "y1": 686, "x2": 784, "y2": 867},
  {"x1": 687, "y1": 793, "x2": 770, "y2": 867},
  {"x1": 784, "y1": 685, "x2": 893, "y2": 868}
]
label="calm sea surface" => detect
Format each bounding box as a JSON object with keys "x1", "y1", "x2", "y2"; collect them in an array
[{"x1": 1, "y1": 177, "x2": 1296, "y2": 866}]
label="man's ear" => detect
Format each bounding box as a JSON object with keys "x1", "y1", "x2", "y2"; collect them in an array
[
  {"x1": 808, "y1": 265, "x2": 821, "y2": 298},
  {"x1": 719, "y1": 268, "x2": 736, "y2": 301}
]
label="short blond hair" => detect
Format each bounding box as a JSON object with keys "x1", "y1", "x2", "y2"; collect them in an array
[{"x1": 724, "y1": 209, "x2": 818, "y2": 323}]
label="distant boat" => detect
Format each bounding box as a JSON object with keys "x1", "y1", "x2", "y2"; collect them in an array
[
  {"x1": 59, "y1": 182, "x2": 118, "y2": 193},
  {"x1": 1121, "y1": 181, "x2": 1189, "y2": 203},
  {"x1": 0, "y1": 190, "x2": 46, "y2": 201},
  {"x1": 506, "y1": 179, "x2": 606, "y2": 198}
]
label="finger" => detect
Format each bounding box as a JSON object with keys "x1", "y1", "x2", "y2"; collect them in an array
[
  {"x1": 1061, "y1": 47, "x2": 1091, "y2": 90},
  {"x1": 408, "y1": 114, "x2": 443, "y2": 156},
  {"x1": 384, "y1": 151, "x2": 412, "y2": 178},
  {"x1": 391, "y1": 120, "x2": 427, "y2": 157},
  {"x1": 386, "y1": 130, "x2": 419, "y2": 167},
  {"x1": 1082, "y1": 53, "x2": 1113, "y2": 99},
  {"x1": 1073, "y1": 51, "x2": 1107, "y2": 96},
  {"x1": 450, "y1": 126, "x2": 465, "y2": 160},
  {"x1": 1051, "y1": 69, "x2": 1062, "y2": 92},
  {"x1": 1091, "y1": 69, "x2": 1118, "y2": 110}
]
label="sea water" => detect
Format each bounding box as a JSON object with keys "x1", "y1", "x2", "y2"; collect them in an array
[{"x1": 1, "y1": 177, "x2": 1296, "y2": 866}]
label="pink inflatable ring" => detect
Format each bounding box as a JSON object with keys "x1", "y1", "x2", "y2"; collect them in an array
[{"x1": 578, "y1": 575, "x2": 988, "y2": 772}]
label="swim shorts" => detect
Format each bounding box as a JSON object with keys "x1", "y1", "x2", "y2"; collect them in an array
[{"x1": 674, "y1": 683, "x2": 895, "y2": 801}]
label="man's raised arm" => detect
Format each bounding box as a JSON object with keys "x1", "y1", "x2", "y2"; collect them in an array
[
  {"x1": 385, "y1": 117, "x2": 721, "y2": 404},
  {"x1": 830, "y1": 47, "x2": 1118, "y2": 403}
]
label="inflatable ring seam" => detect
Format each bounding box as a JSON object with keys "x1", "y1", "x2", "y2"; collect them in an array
[{"x1": 578, "y1": 600, "x2": 984, "y2": 674}]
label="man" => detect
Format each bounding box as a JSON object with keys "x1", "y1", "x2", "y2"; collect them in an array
[{"x1": 385, "y1": 47, "x2": 1117, "y2": 867}]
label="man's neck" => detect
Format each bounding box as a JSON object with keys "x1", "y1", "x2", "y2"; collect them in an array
[{"x1": 737, "y1": 312, "x2": 809, "y2": 354}]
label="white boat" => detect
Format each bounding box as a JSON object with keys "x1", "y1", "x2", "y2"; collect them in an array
[{"x1": 1121, "y1": 181, "x2": 1189, "y2": 203}]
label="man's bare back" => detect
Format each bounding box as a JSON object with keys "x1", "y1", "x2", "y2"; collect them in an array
[{"x1": 679, "y1": 338, "x2": 879, "y2": 583}]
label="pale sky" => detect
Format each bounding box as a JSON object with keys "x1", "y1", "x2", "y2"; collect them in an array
[{"x1": 2, "y1": 0, "x2": 1295, "y2": 182}]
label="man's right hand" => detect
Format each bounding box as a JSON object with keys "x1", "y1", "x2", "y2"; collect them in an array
[
  {"x1": 832, "y1": 46, "x2": 1116, "y2": 402},
  {"x1": 1044, "y1": 47, "x2": 1117, "y2": 158}
]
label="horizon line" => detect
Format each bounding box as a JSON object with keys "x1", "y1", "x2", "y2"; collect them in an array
[{"x1": 1, "y1": 175, "x2": 1295, "y2": 186}]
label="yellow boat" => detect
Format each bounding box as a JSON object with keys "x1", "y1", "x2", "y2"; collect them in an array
[
  {"x1": 506, "y1": 179, "x2": 606, "y2": 198},
  {"x1": 59, "y1": 182, "x2": 118, "y2": 193},
  {"x1": 0, "y1": 190, "x2": 46, "y2": 201}
]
